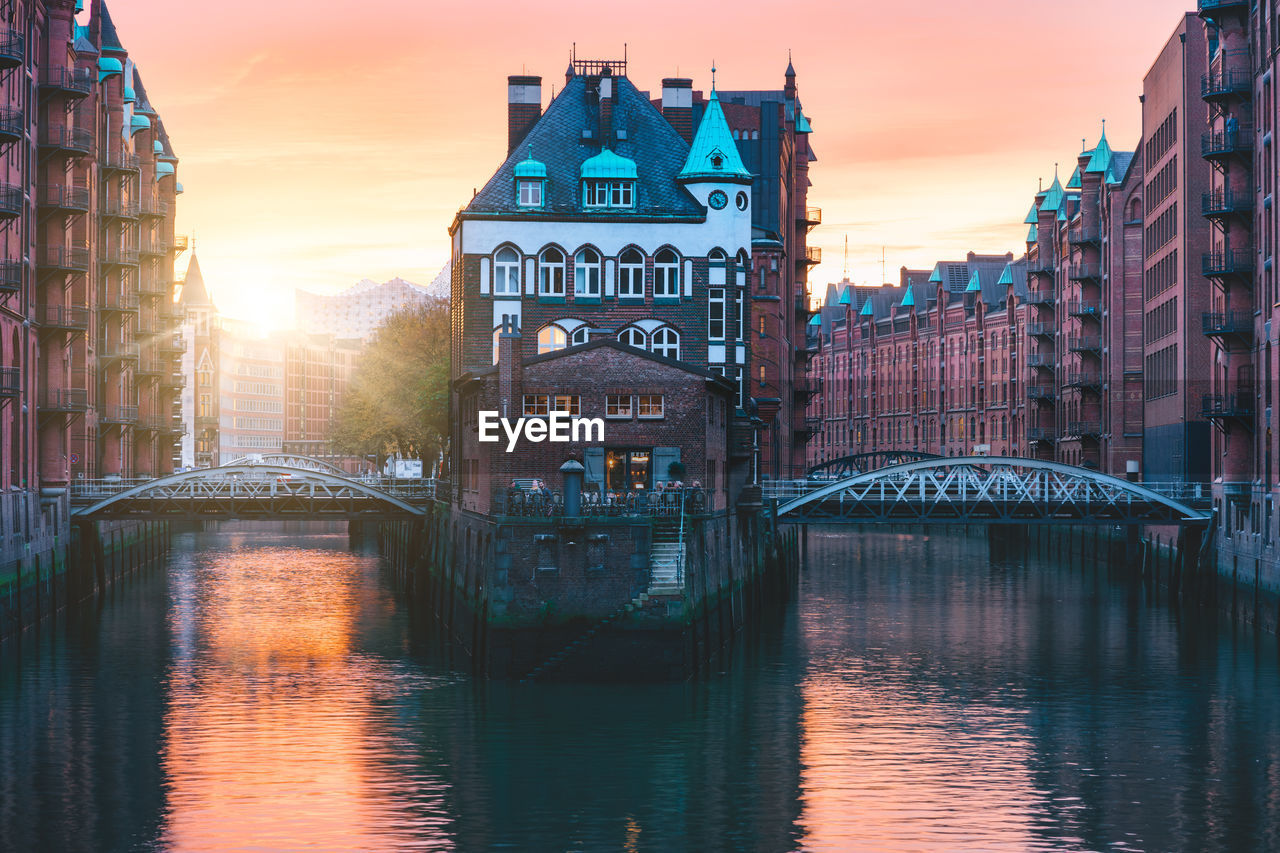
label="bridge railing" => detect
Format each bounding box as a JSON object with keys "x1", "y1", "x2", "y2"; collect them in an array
[
  {"x1": 493, "y1": 486, "x2": 713, "y2": 518},
  {"x1": 70, "y1": 473, "x2": 441, "y2": 502},
  {"x1": 763, "y1": 476, "x2": 1221, "y2": 508}
]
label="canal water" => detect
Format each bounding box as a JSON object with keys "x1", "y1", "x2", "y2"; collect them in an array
[{"x1": 1, "y1": 523, "x2": 1278, "y2": 852}]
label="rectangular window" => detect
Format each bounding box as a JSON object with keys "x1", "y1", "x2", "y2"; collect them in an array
[
  {"x1": 523, "y1": 394, "x2": 549, "y2": 416},
  {"x1": 619, "y1": 261, "x2": 643, "y2": 298},
  {"x1": 518, "y1": 180, "x2": 542, "y2": 207},
  {"x1": 574, "y1": 262, "x2": 601, "y2": 296},
  {"x1": 584, "y1": 180, "x2": 635, "y2": 208},
  {"x1": 606, "y1": 394, "x2": 632, "y2": 418},
  {"x1": 637, "y1": 395, "x2": 664, "y2": 418},
  {"x1": 551, "y1": 395, "x2": 581, "y2": 415},
  {"x1": 709, "y1": 287, "x2": 726, "y2": 340},
  {"x1": 540, "y1": 264, "x2": 564, "y2": 296}
]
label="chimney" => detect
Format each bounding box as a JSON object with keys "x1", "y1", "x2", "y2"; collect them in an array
[
  {"x1": 497, "y1": 317, "x2": 522, "y2": 421},
  {"x1": 599, "y1": 68, "x2": 615, "y2": 147},
  {"x1": 508, "y1": 75, "x2": 542, "y2": 156},
  {"x1": 662, "y1": 78, "x2": 693, "y2": 144}
]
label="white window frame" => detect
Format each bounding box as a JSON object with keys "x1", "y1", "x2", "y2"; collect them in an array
[
  {"x1": 709, "y1": 287, "x2": 726, "y2": 341},
  {"x1": 583, "y1": 180, "x2": 635, "y2": 208},
  {"x1": 537, "y1": 325, "x2": 567, "y2": 354},
  {"x1": 637, "y1": 395, "x2": 665, "y2": 419},
  {"x1": 517, "y1": 180, "x2": 543, "y2": 207},
  {"x1": 651, "y1": 326, "x2": 680, "y2": 359},
  {"x1": 618, "y1": 327, "x2": 647, "y2": 349},
  {"x1": 618, "y1": 249, "x2": 645, "y2": 299},
  {"x1": 494, "y1": 247, "x2": 520, "y2": 295},
  {"x1": 654, "y1": 249, "x2": 679, "y2": 298},
  {"x1": 606, "y1": 394, "x2": 632, "y2": 418},
  {"x1": 539, "y1": 248, "x2": 565, "y2": 297},
  {"x1": 574, "y1": 248, "x2": 602, "y2": 297}
]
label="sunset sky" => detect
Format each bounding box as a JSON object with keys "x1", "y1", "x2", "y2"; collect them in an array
[{"x1": 109, "y1": 0, "x2": 1194, "y2": 323}]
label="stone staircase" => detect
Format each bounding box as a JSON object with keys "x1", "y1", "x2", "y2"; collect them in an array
[{"x1": 649, "y1": 519, "x2": 686, "y2": 594}]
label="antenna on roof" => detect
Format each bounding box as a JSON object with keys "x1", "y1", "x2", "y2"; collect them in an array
[
  {"x1": 711, "y1": 61, "x2": 716, "y2": 89},
  {"x1": 843, "y1": 235, "x2": 849, "y2": 280},
  {"x1": 881, "y1": 246, "x2": 886, "y2": 286}
]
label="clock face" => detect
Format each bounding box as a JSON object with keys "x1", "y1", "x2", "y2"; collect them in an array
[
  {"x1": 736, "y1": 191, "x2": 749, "y2": 211},
  {"x1": 708, "y1": 190, "x2": 728, "y2": 210}
]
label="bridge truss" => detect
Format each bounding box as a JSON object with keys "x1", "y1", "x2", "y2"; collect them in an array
[
  {"x1": 71, "y1": 464, "x2": 430, "y2": 520},
  {"x1": 768, "y1": 457, "x2": 1211, "y2": 527}
]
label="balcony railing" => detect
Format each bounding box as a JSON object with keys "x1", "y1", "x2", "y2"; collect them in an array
[
  {"x1": 162, "y1": 372, "x2": 187, "y2": 389},
  {"x1": 0, "y1": 107, "x2": 20, "y2": 144},
  {"x1": 100, "y1": 247, "x2": 140, "y2": 267},
  {"x1": 1202, "y1": 130, "x2": 1253, "y2": 159},
  {"x1": 37, "y1": 305, "x2": 90, "y2": 332},
  {"x1": 1068, "y1": 224, "x2": 1101, "y2": 245},
  {"x1": 103, "y1": 147, "x2": 140, "y2": 173},
  {"x1": 138, "y1": 197, "x2": 169, "y2": 219},
  {"x1": 799, "y1": 246, "x2": 821, "y2": 265},
  {"x1": 1026, "y1": 321, "x2": 1055, "y2": 337},
  {"x1": 1202, "y1": 189, "x2": 1254, "y2": 218},
  {"x1": 1068, "y1": 263, "x2": 1101, "y2": 281},
  {"x1": 1202, "y1": 392, "x2": 1255, "y2": 420},
  {"x1": 38, "y1": 244, "x2": 91, "y2": 272},
  {"x1": 0, "y1": 260, "x2": 19, "y2": 293},
  {"x1": 0, "y1": 366, "x2": 20, "y2": 397},
  {"x1": 799, "y1": 207, "x2": 821, "y2": 227},
  {"x1": 1066, "y1": 420, "x2": 1102, "y2": 437},
  {"x1": 38, "y1": 388, "x2": 88, "y2": 413},
  {"x1": 1024, "y1": 290, "x2": 1055, "y2": 306},
  {"x1": 0, "y1": 28, "x2": 24, "y2": 70},
  {"x1": 1202, "y1": 69, "x2": 1252, "y2": 100},
  {"x1": 173, "y1": 235, "x2": 190, "y2": 253},
  {"x1": 1027, "y1": 427, "x2": 1055, "y2": 443},
  {"x1": 138, "y1": 237, "x2": 167, "y2": 257},
  {"x1": 158, "y1": 303, "x2": 186, "y2": 322},
  {"x1": 100, "y1": 291, "x2": 140, "y2": 312},
  {"x1": 1202, "y1": 310, "x2": 1253, "y2": 339},
  {"x1": 38, "y1": 183, "x2": 90, "y2": 213},
  {"x1": 102, "y1": 197, "x2": 140, "y2": 219},
  {"x1": 140, "y1": 277, "x2": 173, "y2": 297},
  {"x1": 1068, "y1": 335, "x2": 1102, "y2": 352},
  {"x1": 100, "y1": 342, "x2": 140, "y2": 362},
  {"x1": 1203, "y1": 248, "x2": 1255, "y2": 277},
  {"x1": 1064, "y1": 371, "x2": 1102, "y2": 390},
  {"x1": 38, "y1": 125, "x2": 92, "y2": 156},
  {"x1": 39, "y1": 67, "x2": 94, "y2": 97},
  {"x1": 100, "y1": 405, "x2": 139, "y2": 425},
  {"x1": 159, "y1": 334, "x2": 185, "y2": 354},
  {"x1": 1198, "y1": 0, "x2": 1249, "y2": 14},
  {"x1": 1027, "y1": 352, "x2": 1055, "y2": 368},
  {"x1": 136, "y1": 358, "x2": 165, "y2": 378},
  {"x1": 0, "y1": 184, "x2": 22, "y2": 219},
  {"x1": 1027, "y1": 384, "x2": 1056, "y2": 401},
  {"x1": 1066, "y1": 300, "x2": 1101, "y2": 318}
]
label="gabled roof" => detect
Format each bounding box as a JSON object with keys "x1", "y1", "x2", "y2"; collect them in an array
[
  {"x1": 679, "y1": 87, "x2": 752, "y2": 182},
  {"x1": 1084, "y1": 126, "x2": 1113, "y2": 174},
  {"x1": 463, "y1": 338, "x2": 736, "y2": 391},
  {"x1": 837, "y1": 286, "x2": 853, "y2": 305},
  {"x1": 1066, "y1": 166, "x2": 1082, "y2": 189},
  {"x1": 1027, "y1": 223, "x2": 1038, "y2": 243},
  {"x1": 1039, "y1": 174, "x2": 1065, "y2": 213},
  {"x1": 900, "y1": 284, "x2": 916, "y2": 307},
  {"x1": 966, "y1": 272, "x2": 981, "y2": 292},
  {"x1": 465, "y1": 74, "x2": 701, "y2": 218},
  {"x1": 1023, "y1": 203, "x2": 1039, "y2": 225}
]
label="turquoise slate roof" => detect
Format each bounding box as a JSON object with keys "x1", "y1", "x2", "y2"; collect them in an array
[
  {"x1": 581, "y1": 148, "x2": 637, "y2": 180},
  {"x1": 966, "y1": 271, "x2": 981, "y2": 292},
  {"x1": 808, "y1": 314, "x2": 822, "y2": 326},
  {"x1": 838, "y1": 286, "x2": 853, "y2": 305},
  {"x1": 513, "y1": 146, "x2": 547, "y2": 179},
  {"x1": 1085, "y1": 127, "x2": 1113, "y2": 174},
  {"x1": 155, "y1": 161, "x2": 175, "y2": 179},
  {"x1": 1066, "y1": 166, "x2": 1082, "y2": 189},
  {"x1": 928, "y1": 266, "x2": 942, "y2": 283},
  {"x1": 900, "y1": 284, "x2": 916, "y2": 308},
  {"x1": 130, "y1": 114, "x2": 151, "y2": 135},
  {"x1": 1023, "y1": 203, "x2": 1039, "y2": 225},
  {"x1": 1039, "y1": 174, "x2": 1065, "y2": 213},
  {"x1": 859, "y1": 299, "x2": 874, "y2": 316},
  {"x1": 98, "y1": 57, "x2": 122, "y2": 81},
  {"x1": 796, "y1": 111, "x2": 812, "y2": 134},
  {"x1": 997, "y1": 264, "x2": 1014, "y2": 286},
  {"x1": 679, "y1": 88, "x2": 751, "y2": 182},
  {"x1": 1027, "y1": 223, "x2": 1038, "y2": 243}
]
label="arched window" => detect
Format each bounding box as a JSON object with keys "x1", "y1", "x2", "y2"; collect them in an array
[
  {"x1": 539, "y1": 247, "x2": 565, "y2": 296},
  {"x1": 651, "y1": 326, "x2": 680, "y2": 359},
  {"x1": 654, "y1": 249, "x2": 679, "y2": 298},
  {"x1": 537, "y1": 324, "x2": 567, "y2": 354},
  {"x1": 493, "y1": 328, "x2": 502, "y2": 364},
  {"x1": 618, "y1": 327, "x2": 646, "y2": 349},
  {"x1": 494, "y1": 247, "x2": 520, "y2": 295},
  {"x1": 619, "y1": 248, "x2": 644, "y2": 299},
  {"x1": 569, "y1": 325, "x2": 589, "y2": 345},
  {"x1": 574, "y1": 248, "x2": 601, "y2": 297}
]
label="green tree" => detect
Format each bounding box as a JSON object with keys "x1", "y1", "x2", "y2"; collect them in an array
[{"x1": 332, "y1": 301, "x2": 450, "y2": 466}]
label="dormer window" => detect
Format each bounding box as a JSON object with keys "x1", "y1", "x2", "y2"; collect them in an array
[
  {"x1": 584, "y1": 180, "x2": 634, "y2": 208},
  {"x1": 518, "y1": 180, "x2": 543, "y2": 207}
]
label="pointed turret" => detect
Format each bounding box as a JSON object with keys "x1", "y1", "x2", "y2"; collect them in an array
[
  {"x1": 678, "y1": 86, "x2": 751, "y2": 183},
  {"x1": 179, "y1": 253, "x2": 212, "y2": 307},
  {"x1": 1085, "y1": 123, "x2": 1113, "y2": 174},
  {"x1": 1039, "y1": 171, "x2": 1065, "y2": 214}
]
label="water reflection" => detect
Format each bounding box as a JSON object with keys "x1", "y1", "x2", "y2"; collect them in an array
[{"x1": 0, "y1": 523, "x2": 1277, "y2": 852}]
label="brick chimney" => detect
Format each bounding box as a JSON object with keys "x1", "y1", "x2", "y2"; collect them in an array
[
  {"x1": 599, "y1": 69, "x2": 615, "y2": 147},
  {"x1": 508, "y1": 75, "x2": 542, "y2": 156},
  {"x1": 662, "y1": 78, "x2": 693, "y2": 143},
  {"x1": 497, "y1": 317, "x2": 522, "y2": 421}
]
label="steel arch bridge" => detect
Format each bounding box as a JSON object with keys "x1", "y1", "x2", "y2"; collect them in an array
[
  {"x1": 768, "y1": 457, "x2": 1211, "y2": 527},
  {"x1": 70, "y1": 464, "x2": 429, "y2": 520},
  {"x1": 806, "y1": 450, "x2": 942, "y2": 479},
  {"x1": 223, "y1": 453, "x2": 351, "y2": 475}
]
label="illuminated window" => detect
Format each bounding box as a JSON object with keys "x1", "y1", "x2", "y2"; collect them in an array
[
  {"x1": 637, "y1": 395, "x2": 664, "y2": 418},
  {"x1": 606, "y1": 394, "x2": 632, "y2": 418},
  {"x1": 494, "y1": 247, "x2": 520, "y2": 295},
  {"x1": 537, "y1": 325, "x2": 567, "y2": 353}
]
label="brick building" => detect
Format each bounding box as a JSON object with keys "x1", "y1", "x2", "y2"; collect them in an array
[
  {"x1": 448, "y1": 55, "x2": 759, "y2": 498},
  {"x1": 455, "y1": 331, "x2": 733, "y2": 514},
  {"x1": 0, "y1": 1, "x2": 182, "y2": 574}
]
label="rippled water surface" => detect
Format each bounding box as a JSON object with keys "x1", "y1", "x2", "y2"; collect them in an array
[{"x1": 1, "y1": 524, "x2": 1278, "y2": 852}]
